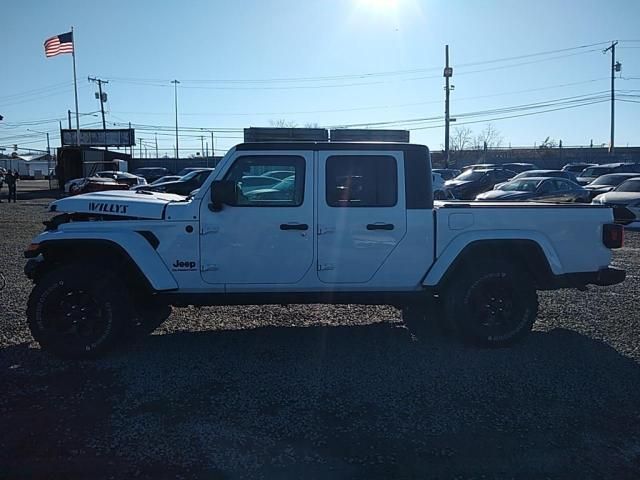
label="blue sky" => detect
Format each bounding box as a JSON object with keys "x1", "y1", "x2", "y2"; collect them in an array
[{"x1": 1, "y1": 0, "x2": 639, "y2": 156}]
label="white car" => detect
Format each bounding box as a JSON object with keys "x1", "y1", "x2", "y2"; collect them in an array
[
  {"x1": 592, "y1": 177, "x2": 640, "y2": 220},
  {"x1": 433, "y1": 172, "x2": 455, "y2": 200},
  {"x1": 24, "y1": 141, "x2": 625, "y2": 359}
]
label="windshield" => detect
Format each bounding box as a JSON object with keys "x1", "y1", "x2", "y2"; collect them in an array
[
  {"x1": 581, "y1": 167, "x2": 611, "y2": 177},
  {"x1": 455, "y1": 170, "x2": 487, "y2": 181},
  {"x1": 497, "y1": 179, "x2": 540, "y2": 192},
  {"x1": 591, "y1": 174, "x2": 633, "y2": 186},
  {"x1": 615, "y1": 179, "x2": 640, "y2": 192},
  {"x1": 181, "y1": 170, "x2": 207, "y2": 180}
]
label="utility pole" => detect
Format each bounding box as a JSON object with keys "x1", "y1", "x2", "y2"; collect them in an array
[
  {"x1": 200, "y1": 136, "x2": 205, "y2": 158},
  {"x1": 67, "y1": 110, "x2": 72, "y2": 129},
  {"x1": 139, "y1": 138, "x2": 143, "y2": 159},
  {"x1": 443, "y1": 45, "x2": 453, "y2": 168},
  {"x1": 88, "y1": 76, "x2": 109, "y2": 131},
  {"x1": 210, "y1": 131, "x2": 215, "y2": 159},
  {"x1": 171, "y1": 80, "x2": 180, "y2": 159},
  {"x1": 604, "y1": 41, "x2": 620, "y2": 156},
  {"x1": 155, "y1": 133, "x2": 159, "y2": 158}
]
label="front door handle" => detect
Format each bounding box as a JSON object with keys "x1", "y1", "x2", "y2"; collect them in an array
[
  {"x1": 366, "y1": 223, "x2": 394, "y2": 231},
  {"x1": 280, "y1": 223, "x2": 309, "y2": 231}
]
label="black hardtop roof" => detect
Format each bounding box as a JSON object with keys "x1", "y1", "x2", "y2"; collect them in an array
[{"x1": 235, "y1": 142, "x2": 427, "y2": 152}]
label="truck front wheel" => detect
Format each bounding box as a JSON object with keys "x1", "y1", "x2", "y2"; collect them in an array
[
  {"x1": 27, "y1": 264, "x2": 131, "y2": 359},
  {"x1": 444, "y1": 260, "x2": 538, "y2": 347}
]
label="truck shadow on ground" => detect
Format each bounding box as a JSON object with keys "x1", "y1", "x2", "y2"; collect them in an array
[{"x1": 2, "y1": 323, "x2": 640, "y2": 479}]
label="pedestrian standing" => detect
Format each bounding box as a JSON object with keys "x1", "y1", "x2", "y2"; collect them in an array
[
  {"x1": 6, "y1": 170, "x2": 17, "y2": 203},
  {"x1": 0, "y1": 169, "x2": 5, "y2": 203}
]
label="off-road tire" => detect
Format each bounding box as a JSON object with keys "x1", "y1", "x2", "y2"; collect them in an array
[
  {"x1": 27, "y1": 263, "x2": 132, "y2": 359},
  {"x1": 443, "y1": 259, "x2": 538, "y2": 347}
]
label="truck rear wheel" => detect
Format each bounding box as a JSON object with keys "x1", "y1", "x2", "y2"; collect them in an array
[
  {"x1": 27, "y1": 264, "x2": 131, "y2": 359},
  {"x1": 444, "y1": 260, "x2": 538, "y2": 347}
]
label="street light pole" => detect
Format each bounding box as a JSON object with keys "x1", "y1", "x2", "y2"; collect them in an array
[{"x1": 171, "y1": 80, "x2": 180, "y2": 159}]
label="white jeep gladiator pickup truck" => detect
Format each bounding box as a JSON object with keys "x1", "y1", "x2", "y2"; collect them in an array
[{"x1": 24, "y1": 142, "x2": 625, "y2": 358}]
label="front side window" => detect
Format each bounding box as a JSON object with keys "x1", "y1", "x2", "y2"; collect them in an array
[
  {"x1": 326, "y1": 155, "x2": 397, "y2": 207},
  {"x1": 224, "y1": 155, "x2": 305, "y2": 206}
]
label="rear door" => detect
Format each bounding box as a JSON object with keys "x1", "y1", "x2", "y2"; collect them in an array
[{"x1": 316, "y1": 151, "x2": 407, "y2": 284}]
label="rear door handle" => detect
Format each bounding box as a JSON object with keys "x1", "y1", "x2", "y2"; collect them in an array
[
  {"x1": 280, "y1": 223, "x2": 309, "y2": 231},
  {"x1": 366, "y1": 223, "x2": 394, "y2": 231}
]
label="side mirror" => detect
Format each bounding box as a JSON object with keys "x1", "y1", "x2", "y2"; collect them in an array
[{"x1": 209, "y1": 180, "x2": 238, "y2": 212}]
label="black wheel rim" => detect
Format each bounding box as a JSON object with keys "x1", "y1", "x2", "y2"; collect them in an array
[
  {"x1": 40, "y1": 287, "x2": 110, "y2": 350},
  {"x1": 467, "y1": 274, "x2": 527, "y2": 340}
]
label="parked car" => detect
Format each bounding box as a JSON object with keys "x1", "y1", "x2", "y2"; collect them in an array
[
  {"x1": 261, "y1": 170, "x2": 296, "y2": 180},
  {"x1": 134, "y1": 168, "x2": 214, "y2": 195},
  {"x1": 176, "y1": 167, "x2": 213, "y2": 177},
  {"x1": 445, "y1": 168, "x2": 516, "y2": 200},
  {"x1": 509, "y1": 169, "x2": 578, "y2": 183},
  {"x1": 239, "y1": 175, "x2": 282, "y2": 193},
  {"x1": 95, "y1": 171, "x2": 146, "y2": 187},
  {"x1": 432, "y1": 168, "x2": 461, "y2": 181},
  {"x1": 64, "y1": 171, "x2": 144, "y2": 193},
  {"x1": 476, "y1": 177, "x2": 589, "y2": 203},
  {"x1": 150, "y1": 175, "x2": 182, "y2": 185},
  {"x1": 502, "y1": 163, "x2": 539, "y2": 174},
  {"x1": 583, "y1": 173, "x2": 640, "y2": 200},
  {"x1": 562, "y1": 162, "x2": 596, "y2": 174},
  {"x1": 576, "y1": 163, "x2": 640, "y2": 185},
  {"x1": 433, "y1": 172, "x2": 455, "y2": 200},
  {"x1": 132, "y1": 167, "x2": 171, "y2": 183},
  {"x1": 592, "y1": 177, "x2": 640, "y2": 220},
  {"x1": 245, "y1": 176, "x2": 298, "y2": 201},
  {"x1": 461, "y1": 163, "x2": 499, "y2": 171},
  {"x1": 67, "y1": 177, "x2": 131, "y2": 196}
]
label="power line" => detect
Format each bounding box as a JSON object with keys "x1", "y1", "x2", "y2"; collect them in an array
[
  {"x1": 104, "y1": 47, "x2": 605, "y2": 92},
  {"x1": 103, "y1": 41, "x2": 611, "y2": 87}
]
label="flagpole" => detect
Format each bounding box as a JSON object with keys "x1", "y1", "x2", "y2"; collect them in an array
[{"x1": 71, "y1": 26, "x2": 80, "y2": 146}]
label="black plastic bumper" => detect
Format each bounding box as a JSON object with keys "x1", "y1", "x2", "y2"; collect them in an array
[{"x1": 553, "y1": 267, "x2": 626, "y2": 289}]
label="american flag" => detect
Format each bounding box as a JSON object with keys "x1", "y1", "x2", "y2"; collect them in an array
[{"x1": 44, "y1": 32, "x2": 74, "y2": 57}]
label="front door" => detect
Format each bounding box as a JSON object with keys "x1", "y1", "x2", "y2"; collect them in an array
[
  {"x1": 316, "y1": 151, "x2": 407, "y2": 284},
  {"x1": 199, "y1": 152, "x2": 314, "y2": 286}
]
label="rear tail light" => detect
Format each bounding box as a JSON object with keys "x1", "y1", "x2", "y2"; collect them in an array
[{"x1": 603, "y1": 223, "x2": 624, "y2": 249}]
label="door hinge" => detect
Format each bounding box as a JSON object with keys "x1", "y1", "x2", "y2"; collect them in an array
[
  {"x1": 318, "y1": 264, "x2": 335, "y2": 271},
  {"x1": 201, "y1": 264, "x2": 219, "y2": 272},
  {"x1": 317, "y1": 226, "x2": 334, "y2": 235},
  {"x1": 200, "y1": 225, "x2": 219, "y2": 235}
]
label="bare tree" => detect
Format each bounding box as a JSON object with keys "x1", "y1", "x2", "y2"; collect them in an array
[
  {"x1": 304, "y1": 122, "x2": 320, "y2": 129},
  {"x1": 269, "y1": 119, "x2": 298, "y2": 128},
  {"x1": 451, "y1": 127, "x2": 473, "y2": 151},
  {"x1": 474, "y1": 123, "x2": 503, "y2": 149},
  {"x1": 539, "y1": 136, "x2": 558, "y2": 149}
]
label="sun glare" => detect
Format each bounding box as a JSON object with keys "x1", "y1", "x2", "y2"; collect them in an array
[{"x1": 357, "y1": 0, "x2": 400, "y2": 11}]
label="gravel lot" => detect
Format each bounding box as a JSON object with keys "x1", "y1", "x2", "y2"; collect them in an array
[{"x1": 1, "y1": 182, "x2": 639, "y2": 479}]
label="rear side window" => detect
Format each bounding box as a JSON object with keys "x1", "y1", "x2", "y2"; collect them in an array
[{"x1": 326, "y1": 155, "x2": 397, "y2": 207}]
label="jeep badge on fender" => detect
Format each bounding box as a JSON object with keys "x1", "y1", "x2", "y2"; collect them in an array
[{"x1": 172, "y1": 260, "x2": 197, "y2": 271}]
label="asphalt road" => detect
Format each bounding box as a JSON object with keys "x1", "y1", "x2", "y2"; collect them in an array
[{"x1": 1, "y1": 184, "x2": 639, "y2": 479}]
